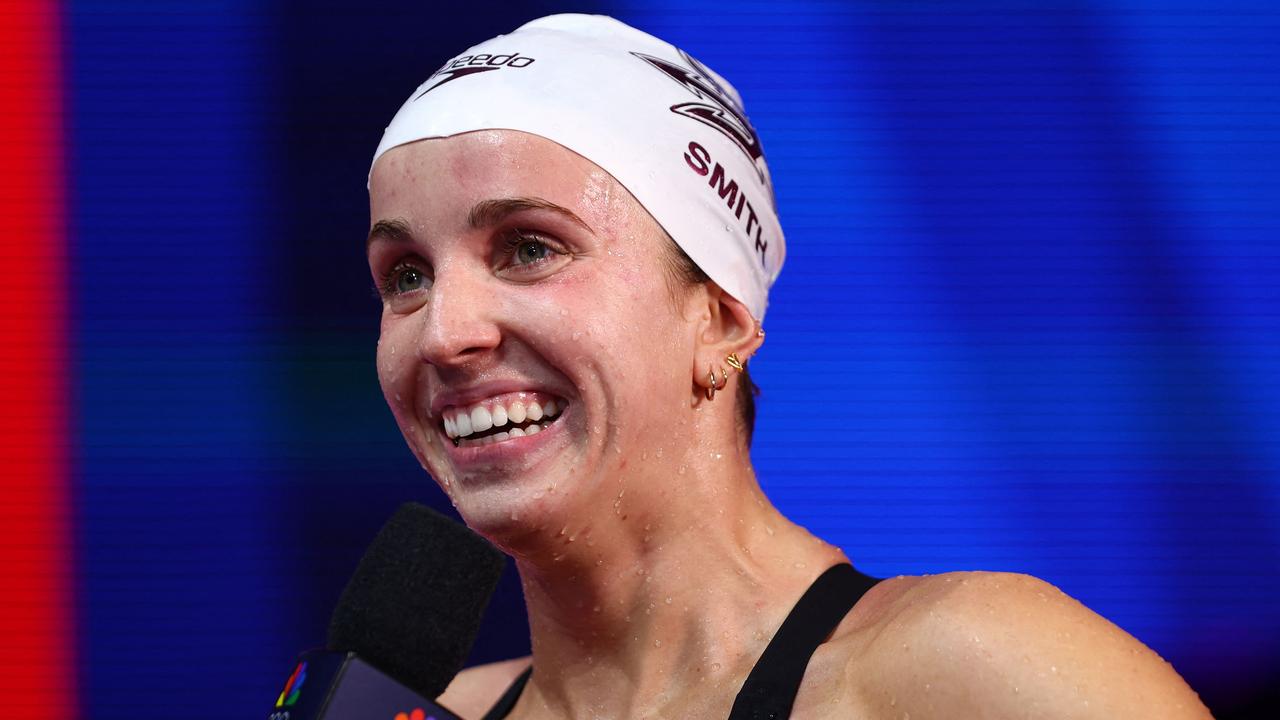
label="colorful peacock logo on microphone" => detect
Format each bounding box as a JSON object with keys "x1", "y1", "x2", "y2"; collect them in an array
[{"x1": 275, "y1": 660, "x2": 307, "y2": 707}]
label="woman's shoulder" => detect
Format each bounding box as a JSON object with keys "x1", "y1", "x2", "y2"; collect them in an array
[
  {"x1": 802, "y1": 570, "x2": 1210, "y2": 719},
  {"x1": 436, "y1": 655, "x2": 531, "y2": 719}
]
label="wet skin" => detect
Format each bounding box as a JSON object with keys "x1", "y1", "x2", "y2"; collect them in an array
[
  {"x1": 369, "y1": 130, "x2": 711, "y2": 550},
  {"x1": 368, "y1": 131, "x2": 1212, "y2": 720}
]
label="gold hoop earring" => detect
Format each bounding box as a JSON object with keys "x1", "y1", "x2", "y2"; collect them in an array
[
  {"x1": 705, "y1": 365, "x2": 728, "y2": 400},
  {"x1": 726, "y1": 353, "x2": 745, "y2": 372}
]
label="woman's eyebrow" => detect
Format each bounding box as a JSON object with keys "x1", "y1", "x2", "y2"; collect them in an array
[
  {"x1": 367, "y1": 198, "x2": 592, "y2": 252},
  {"x1": 366, "y1": 218, "x2": 414, "y2": 251},
  {"x1": 468, "y1": 197, "x2": 593, "y2": 233}
]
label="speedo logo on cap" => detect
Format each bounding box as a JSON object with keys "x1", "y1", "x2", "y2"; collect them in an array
[{"x1": 415, "y1": 50, "x2": 536, "y2": 99}]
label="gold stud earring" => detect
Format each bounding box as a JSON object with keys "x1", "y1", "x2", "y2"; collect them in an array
[{"x1": 726, "y1": 353, "x2": 745, "y2": 372}]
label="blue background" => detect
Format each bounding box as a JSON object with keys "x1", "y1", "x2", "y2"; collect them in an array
[{"x1": 66, "y1": 1, "x2": 1278, "y2": 717}]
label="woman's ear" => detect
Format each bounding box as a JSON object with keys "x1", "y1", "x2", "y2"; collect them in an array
[{"x1": 692, "y1": 283, "x2": 763, "y2": 396}]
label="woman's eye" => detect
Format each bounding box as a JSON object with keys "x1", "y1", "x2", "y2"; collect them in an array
[
  {"x1": 514, "y1": 239, "x2": 550, "y2": 265},
  {"x1": 395, "y1": 266, "x2": 427, "y2": 292},
  {"x1": 501, "y1": 230, "x2": 566, "y2": 274},
  {"x1": 381, "y1": 262, "x2": 429, "y2": 297}
]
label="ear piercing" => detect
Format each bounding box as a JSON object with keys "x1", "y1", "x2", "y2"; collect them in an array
[
  {"x1": 704, "y1": 353, "x2": 748, "y2": 400},
  {"x1": 705, "y1": 364, "x2": 728, "y2": 400}
]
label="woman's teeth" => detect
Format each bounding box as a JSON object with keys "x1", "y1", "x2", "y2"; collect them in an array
[{"x1": 442, "y1": 397, "x2": 564, "y2": 446}]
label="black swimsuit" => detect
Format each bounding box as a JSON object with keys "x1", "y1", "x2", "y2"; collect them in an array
[{"x1": 481, "y1": 563, "x2": 880, "y2": 720}]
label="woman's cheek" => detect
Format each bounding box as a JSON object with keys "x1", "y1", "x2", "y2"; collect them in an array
[{"x1": 375, "y1": 320, "x2": 418, "y2": 423}]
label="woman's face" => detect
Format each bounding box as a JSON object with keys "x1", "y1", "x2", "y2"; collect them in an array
[{"x1": 368, "y1": 131, "x2": 700, "y2": 542}]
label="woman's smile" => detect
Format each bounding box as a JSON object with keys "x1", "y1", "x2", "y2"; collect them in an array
[
  {"x1": 440, "y1": 391, "x2": 566, "y2": 446},
  {"x1": 441, "y1": 399, "x2": 571, "y2": 470}
]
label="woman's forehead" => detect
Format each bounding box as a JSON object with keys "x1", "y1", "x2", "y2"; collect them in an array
[
  {"x1": 369, "y1": 130, "x2": 634, "y2": 223},
  {"x1": 366, "y1": 128, "x2": 655, "y2": 240}
]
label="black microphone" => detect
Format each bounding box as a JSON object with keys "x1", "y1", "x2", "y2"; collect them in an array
[{"x1": 268, "y1": 503, "x2": 506, "y2": 720}]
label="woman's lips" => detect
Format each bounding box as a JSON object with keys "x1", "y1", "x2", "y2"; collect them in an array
[
  {"x1": 439, "y1": 390, "x2": 567, "y2": 447},
  {"x1": 440, "y1": 401, "x2": 569, "y2": 468}
]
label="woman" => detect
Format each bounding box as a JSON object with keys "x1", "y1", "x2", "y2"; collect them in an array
[{"x1": 367, "y1": 14, "x2": 1210, "y2": 719}]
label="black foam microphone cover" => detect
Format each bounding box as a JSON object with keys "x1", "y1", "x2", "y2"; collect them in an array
[{"x1": 327, "y1": 502, "x2": 505, "y2": 700}]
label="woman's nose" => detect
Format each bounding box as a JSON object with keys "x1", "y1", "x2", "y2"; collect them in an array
[{"x1": 416, "y1": 269, "x2": 502, "y2": 367}]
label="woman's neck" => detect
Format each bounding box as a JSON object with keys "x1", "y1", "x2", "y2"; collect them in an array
[{"x1": 508, "y1": 460, "x2": 848, "y2": 719}]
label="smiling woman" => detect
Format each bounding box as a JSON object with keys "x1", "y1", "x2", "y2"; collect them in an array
[{"x1": 364, "y1": 14, "x2": 1210, "y2": 720}]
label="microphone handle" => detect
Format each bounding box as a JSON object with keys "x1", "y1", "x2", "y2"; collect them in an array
[{"x1": 269, "y1": 649, "x2": 462, "y2": 720}]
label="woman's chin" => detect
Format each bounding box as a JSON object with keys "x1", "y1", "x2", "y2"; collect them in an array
[{"x1": 450, "y1": 480, "x2": 571, "y2": 551}]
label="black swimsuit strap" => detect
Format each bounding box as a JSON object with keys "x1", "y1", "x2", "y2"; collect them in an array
[
  {"x1": 480, "y1": 665, "x2": 532, "y2": 720},
  {"x1": 726, "y1": 563, "x2": 879, "y2": 720},
  {"x1": 481, "y1": 563, "x2": 878, "y2": 720}
]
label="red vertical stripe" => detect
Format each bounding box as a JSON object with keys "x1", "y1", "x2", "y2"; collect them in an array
[{"x1": 0, "y1": 0, "x2": 76, "y2": 717}]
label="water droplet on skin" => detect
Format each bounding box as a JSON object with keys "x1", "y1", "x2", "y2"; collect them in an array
[
  {"x1": 572, "y1": 331, "x2": 581, "y2": 340},
  {"x1": 665, "y1": 597, "x2": 673, "y2": 604},
  {"x1": 559, "y1": 309, "x2": 567, "y2": 317},
  {"x1": 794, "y1": 562, "x2": 807, "y2": 569},
  {"x1": 677, "y1": 465, "x2": 687, "y2": 475},
  {"x1": 890, "y1": 696, "x2": 896, "y2": 707}
]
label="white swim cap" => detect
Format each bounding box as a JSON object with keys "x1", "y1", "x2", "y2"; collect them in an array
[{"x1": 370, "y1": 13, "x2": 785, "y2": 320}]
